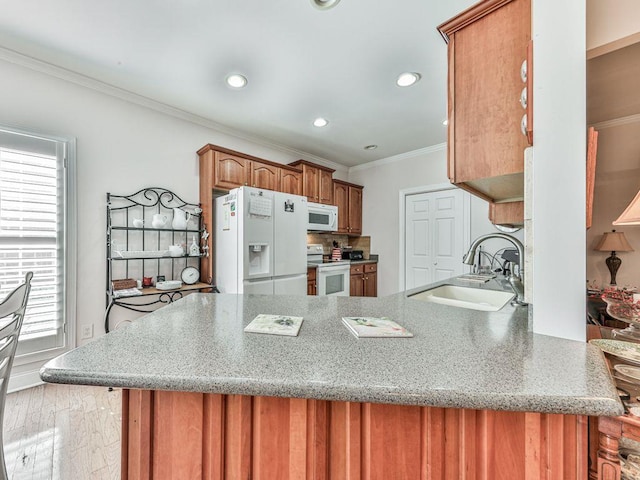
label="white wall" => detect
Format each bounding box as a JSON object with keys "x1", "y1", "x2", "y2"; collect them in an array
[
  {"x1": 587, "y1": 0, "x2": 640, "y2": 51},
  {"x1": 531, "y1": 0, "x2": 586, "y2": 341},
  {"x1": 348, "y1": 147, "x2": 522, "y2": 296},
  {"x1": 587, "y1": 120, "x2": 640, "y2": 289},
  {"x1": 0, "y1": 56, "x2": 345, "y2": 347}
]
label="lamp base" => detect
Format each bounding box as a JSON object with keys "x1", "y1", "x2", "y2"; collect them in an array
[{"x1": 606, "y1": 251, "x2": 622, "y2": 286}]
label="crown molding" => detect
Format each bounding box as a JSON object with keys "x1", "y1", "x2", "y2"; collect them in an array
[
  {"x1": 0, "y1": 46, "x2": 346, "y2": 172},
  {"x1": 591, "y1": 113, "x2": 640, "y2": 130},
  {"x1": 348, "y1": 143, "x2": 447, "y2": 173}
]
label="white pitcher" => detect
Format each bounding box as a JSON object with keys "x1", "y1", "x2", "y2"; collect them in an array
[
  {"x1": 151, "y1": 213, "x2": 168, "y2": 228},
  {"x1": 172, "y1": 208, "x2": 191, "y2": 230}
]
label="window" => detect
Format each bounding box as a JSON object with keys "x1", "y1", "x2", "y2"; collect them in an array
[{"x1": 0, "y1": 126, "x2": 75, "y2": 362}]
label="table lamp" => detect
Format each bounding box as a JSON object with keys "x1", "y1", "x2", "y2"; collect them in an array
[
  {"x1": 595, "y1": 230, "x2": 633, "y2": 285},
  {"x1": 614, "y1": 189, "x2": 640, "y2": 226}
]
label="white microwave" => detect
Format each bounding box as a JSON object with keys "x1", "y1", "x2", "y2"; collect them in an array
[{"x1": 307, "y1": 202, "x2": 338, "y2": 231}]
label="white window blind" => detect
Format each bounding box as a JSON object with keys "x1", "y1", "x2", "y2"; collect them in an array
[{"x1": 0, "y1": 128, "x2": 67, "y2": 355}]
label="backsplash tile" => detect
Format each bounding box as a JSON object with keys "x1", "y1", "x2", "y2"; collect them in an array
[{"x1": 306, "y1": 234, "x2": 372, "y2": 259}]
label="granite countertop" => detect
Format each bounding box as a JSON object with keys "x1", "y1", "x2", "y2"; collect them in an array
[
  {"x1": 307, "y1": 258, "x2": 377, "y2": 268},
  {"x1": 349, "y1": 259, "x2": 377, "y2": 265},
  {"x1": 40, "y1": 277, "x2": 622, "y2": 416}
]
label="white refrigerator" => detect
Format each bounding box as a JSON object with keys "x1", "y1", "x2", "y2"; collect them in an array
[{"x1": 215, "y1": 186, "x2": 308, "y2": 295}]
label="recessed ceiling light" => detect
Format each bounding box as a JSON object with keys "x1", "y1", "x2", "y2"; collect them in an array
[
  {"x1": 311, "y1": 0, "x2": 340, "y2": 10},
  {"x1": 443, "y1": 119, "x2": 449, "y2": 126},
  {"x1": 364, "y1": 145, "x2": 378, "y2": 150},
  {"x1": 226, "y1": 74, "x2": 248, "y2": 89},
  {"x1": 396, "y1": 72, "x2": 421, "y2": 87},
  {"x1": 313, "y1": 117, "x2": 329, "y2": 127}
]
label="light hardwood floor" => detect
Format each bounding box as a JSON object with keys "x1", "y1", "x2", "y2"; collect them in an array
[{"x1": 3, "y1": 384, "x2": 121, "y2": 479}]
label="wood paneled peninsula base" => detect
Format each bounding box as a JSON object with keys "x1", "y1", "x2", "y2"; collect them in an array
[
  {"x1": 41, "y1": 290, "x2": 622, "y2": 479},
  {"x1": 123, "y1": 389, "x2": 587, "y2": 480}
]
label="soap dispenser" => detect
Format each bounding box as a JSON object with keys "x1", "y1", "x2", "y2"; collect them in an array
[{"x1": 189, "y1": 235, "x2": 200, "y2": 256}]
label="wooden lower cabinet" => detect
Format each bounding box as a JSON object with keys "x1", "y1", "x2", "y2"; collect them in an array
[
  {"x1": 122, "y1": 389, "x2": 588, "y2": 480},
  {"x1": 350, "y1": 263, "x2": 377, "y2": 297},
  {"x1": 307, "y1": 267, "x2": 317, "y2": 296},
  {"x1": 593, "y1": 415, "x2": 638, "y2": 480}
]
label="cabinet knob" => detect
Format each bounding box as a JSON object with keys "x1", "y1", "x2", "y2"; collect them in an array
[
  {"x1": 521, "y1": 114, "x2": 528, "y2": 137},
  {"x1": 520, "y1": 87, "x2": 527, "y2": 109}
]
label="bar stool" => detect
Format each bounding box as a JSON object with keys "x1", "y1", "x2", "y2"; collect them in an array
[{"x1": 0, "y1": 272, "x2": 33, "y2": 480}]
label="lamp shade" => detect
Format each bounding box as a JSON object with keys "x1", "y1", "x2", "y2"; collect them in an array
[
  {"x1": 614, "y1": 189, "x2": 640, "y2": 225},
  {"x1": 595, "y1": 230, "x2": 634, "y2": 252}
]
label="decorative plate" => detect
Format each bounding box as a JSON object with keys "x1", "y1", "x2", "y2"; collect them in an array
[
  {"x1": 589, "y1": 339, "x2": 640, "y2": 366},
  {"x1": 614, "y1": 364, "x2": 640, "y2": 383},
  {"x1": 602, "y1": 297, "x2": 640, "y2": 325}
]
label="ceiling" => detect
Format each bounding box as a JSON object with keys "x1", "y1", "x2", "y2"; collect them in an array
[{"x1": 0, "y1": 0, "x2": 477, "y2": 167}]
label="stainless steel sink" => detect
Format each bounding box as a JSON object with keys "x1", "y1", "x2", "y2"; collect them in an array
[{"x1": 408, "y1": 285, "x2": 515, "y2": 311}]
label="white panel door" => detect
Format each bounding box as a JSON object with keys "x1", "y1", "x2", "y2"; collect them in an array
[
  {"x1": 405, "y1": 189, "x2": 467, "y2": 290},
  {"x1": 433, "y1": 192, "x2": 465, "y2": 281},
  {"x1": 405, "y1": 195, "x2": 432, "y2": 290}
]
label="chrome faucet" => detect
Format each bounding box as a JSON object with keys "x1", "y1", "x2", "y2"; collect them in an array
[{"x1": 462, "y1": 233, "x2": 527, "y2": 306}]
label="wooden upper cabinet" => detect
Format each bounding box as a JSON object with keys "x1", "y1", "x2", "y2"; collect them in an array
[
  {"x1": 348, "y1": 185, "x2": 363, "y2": 235},
  {"x1": 489, "y1": 201, "x2": 524, "y2": 226},
  {"x1": 319, "y1": 169, "x2": 333, "y2": 204},
  {"x1": 250, "y1": 161, "x2": 280, "y2": 191},
  {"x1": 197, "y1": 145, "x2": 303, "y2": 194},
  {"x1": 280, "y1": 168, "x2": 302, "y2": 196},
  {"x1": 333, "y1": 181, "x2": 349, "y2": 234},
  {"x1": 333, "y1": 179, "x2": 363, "y2": 236},
  {"x1": 438, "y1": 0, "x2": 531, "y2": 225},
  {"x1": 214, "y1": 151, "x2": 249, "y2": 190},
  {"x1": 289, "y1": 160, "x2": 335, "y2": 205},
  {"x1": 302, "y1": 164, "x2": 320, "y2": 202}
]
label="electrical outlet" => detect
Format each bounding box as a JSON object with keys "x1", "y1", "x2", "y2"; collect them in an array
[{"x1": 81, "y1": 325, "x2": 93, "y2": 340}]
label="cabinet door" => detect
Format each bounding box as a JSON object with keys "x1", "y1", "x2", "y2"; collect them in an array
[
  {"x1": 250, "y1": 161, "x2": 280, "y2": 191},
  {"x1": 440, "y1": 0, "x2": 530, "y2": 208},
  {"x1": 333, "y1": 182, "x2": 349, "y2": 234},
  {"x1": 348, "y1": 186, "x2": 363, "y2": 235},
  {"x1": 307, "y1": 267, "x2": 316, "y2": 295},
  {"x1": 302, "y1": 165, "x2": 320, "y2": 202},
  {"x1": 350, "y1": 274, "x2": 364, "y2": 297},
  {"x1": 319, "y1": 169, "x2": 334, "y2": 205},
  {"x1": 307, "y1": 279, "x2": 316, "y2": 296},
  {"x1": 280, "y1": 169, "x2": 302, "y2": 196},
  {"x1": 214, "y1": 152, "x2": 249, "y2": 190},
  {"x1": 364, "y1": 271, "x2": 377, "y2": 297}
]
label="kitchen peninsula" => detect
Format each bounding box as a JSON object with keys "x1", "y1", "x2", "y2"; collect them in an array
[{"x1": 41, "y1": 280, "x2": 621, "y2": 479}]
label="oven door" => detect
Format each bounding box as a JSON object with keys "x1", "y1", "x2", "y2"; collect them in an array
[{"x1": 317, "y1": 265, "x2": 350, "y2": 296}]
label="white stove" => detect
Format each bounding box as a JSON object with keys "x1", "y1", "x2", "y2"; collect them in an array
[{"x1": 307, "y1": 244, "x2": 350, "y2": 296}]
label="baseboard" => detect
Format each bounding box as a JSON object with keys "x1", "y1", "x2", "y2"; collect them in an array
[{"x1": 8, "y1": 369, "x2": 45, "y2": 393}]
